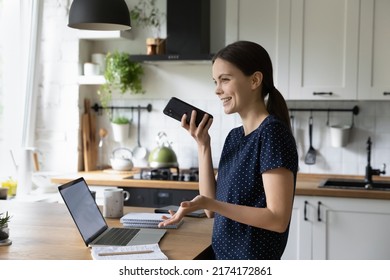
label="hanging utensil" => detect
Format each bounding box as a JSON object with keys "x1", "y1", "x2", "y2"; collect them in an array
[
  {"x1": 133, "y1": 106, "x2": 148, "y2": 160},
  {"x1": 290, "y1": 112, "x2": 295, "y2": 136},
  {"x1": 304, "y1": 114, "x2": 316, "y2": 165}
]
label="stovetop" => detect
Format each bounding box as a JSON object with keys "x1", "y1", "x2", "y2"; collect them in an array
[{"x1": 125, "y1": 167, "x2": 199, "y2": 182}]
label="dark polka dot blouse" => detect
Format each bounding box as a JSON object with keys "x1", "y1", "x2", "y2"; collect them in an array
[{"x1": 212, "y1": 115, "x2": 298, "y2": 260}]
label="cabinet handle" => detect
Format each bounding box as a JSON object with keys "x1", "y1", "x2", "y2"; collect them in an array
[
  {"x1": 304, "y1": 200, "x2": 309, "y2": 221},
  {"x1": 317, "y1": 201, "x2": 322, "y2": 222},
  {"x1": 313, "y1": 92, "x2": 333, "y2": 96},
  {"x1": 384, "y1": 92, "x2": 390, "y2": 96}
]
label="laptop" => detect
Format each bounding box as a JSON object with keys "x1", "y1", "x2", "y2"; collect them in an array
[{"x1": 58, "y1": 177, "x2": 166, "y2": 247}]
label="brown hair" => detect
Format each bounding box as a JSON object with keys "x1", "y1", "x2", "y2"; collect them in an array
[{"x1": 212, "y1": 41, "x2": 291, "y2": 132}]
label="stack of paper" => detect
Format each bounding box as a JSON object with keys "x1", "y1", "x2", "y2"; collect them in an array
[
  {"x1": 120, "y1": 212, "x2": 183, "y2": 229},
  {"x1": 91, "y1": 243, "x2": 168, "y2": 260}
]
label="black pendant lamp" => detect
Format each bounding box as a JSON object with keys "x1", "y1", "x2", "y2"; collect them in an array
[{"x1": 68, "y1": 0, "x2": 131, "y2": 31}]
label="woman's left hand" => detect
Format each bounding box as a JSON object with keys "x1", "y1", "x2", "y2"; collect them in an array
[{"x1": 158, "y1": 195, "x2": 207, "y2": 227}]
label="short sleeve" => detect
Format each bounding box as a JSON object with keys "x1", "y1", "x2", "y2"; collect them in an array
[{"x1": 259, "y1": 122, "x2": 298, "y2": 174}]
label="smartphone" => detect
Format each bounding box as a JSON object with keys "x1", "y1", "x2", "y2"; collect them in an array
[
  {"x1": 154, "y1": 205, "x2": 206, "y2": 218},
  {"x1": 163, "y1": 97, "x2": 213, "y2": 126}
]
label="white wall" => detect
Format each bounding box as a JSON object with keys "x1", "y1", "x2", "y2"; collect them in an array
[{"x1": 35, "y1": 0, "x2": 390, "y2": 177}]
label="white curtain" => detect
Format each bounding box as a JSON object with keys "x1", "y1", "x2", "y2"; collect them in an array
[{"x1": 0, "y1": 0, "x2": 41, "y2": 194}]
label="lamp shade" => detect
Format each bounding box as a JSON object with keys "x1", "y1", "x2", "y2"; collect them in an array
[{"x1": 68, "y1": 0, "x2": 131, "y2": 31}]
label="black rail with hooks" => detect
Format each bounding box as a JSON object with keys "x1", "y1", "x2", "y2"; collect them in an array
[
  {"x1": 91, "y1": 103, "x2": 153, "y2": 115},
  {"x1": 288, "y1": 105, "x2": 359, "y2": 126}
]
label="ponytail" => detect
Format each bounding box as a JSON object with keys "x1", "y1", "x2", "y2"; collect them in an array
[{"x1": 266, "y1": 88, "x2": 292, "y2": 133}]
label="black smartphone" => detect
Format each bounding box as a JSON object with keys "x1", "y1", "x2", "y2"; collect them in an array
[
  {"x1": 163, "y1": 97, "x2": 213, "y2": 126},
  {"x1": 154, "y1": 205, "x2": 206, "y2": 218}
]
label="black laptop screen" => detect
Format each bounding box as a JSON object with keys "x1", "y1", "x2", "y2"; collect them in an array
[{"x1": 59, "y1": 178, "x2": 107, "y2": 245}]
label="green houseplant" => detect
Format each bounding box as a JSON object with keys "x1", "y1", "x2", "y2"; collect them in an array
[
  {"x1": 130, "y1": 0, "x2": 166, "y2": 55},
  {"x1": 111, "y1": 116, "x2": 131, "y2": 143},
  {"x1": 97, "y1": 51, "x2": 144, "y2": 109},
  {"x1": 0, "y1": 211, "x2": 11, "y2": 241}
]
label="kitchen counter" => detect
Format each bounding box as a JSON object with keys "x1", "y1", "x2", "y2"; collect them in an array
[
  {"x1": 51, "y1": 170, "x2": 390, "y2": 200},
  {"x1": 294, "y1": 173, "x2": 390, "y2": 200},
  {"x1": 0, "y1": 200, "x2": 212, "y2": 260},
  {"x1": 51, "y1": 169, "x2": 200, "y2": 190}
]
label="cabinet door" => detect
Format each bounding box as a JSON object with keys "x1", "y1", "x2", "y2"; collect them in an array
[
  {"x1": 358, "y1": 0, "x2": 390, "y2": 100},
  {"x1": 282, "y1": 196, "x2": 313, "y2": 260},
  {"x1": 228, "y1": 0, "x2": 291, "y2": 98},
  {"x1": 312, "y1": 197, "x2": 390, "y2": 260},
  {"x1": 289, "y1": 0, "x2": 360, "y2": 100}
]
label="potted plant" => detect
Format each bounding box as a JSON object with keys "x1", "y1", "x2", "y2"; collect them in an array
[
  {"x1": 97, "y1": 51, "x2": 144, "y2": 109},
  {"x1": 0, "y1": 211, "x2": 11, "y2": 242},
  {"x1": 111, "y1": 116, "x2": 131, "y2": 143},
  {"x1": 130, "y1": 0, "x2": 166, "y2": 55}
]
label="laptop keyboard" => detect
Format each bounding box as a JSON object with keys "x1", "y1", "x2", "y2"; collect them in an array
[{"x1": 95, "y1": 228, "x2": 140, "y2": 246}]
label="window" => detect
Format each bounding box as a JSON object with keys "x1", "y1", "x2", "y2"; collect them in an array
[
  {"x1": 0, "y1": 0, "x2": 41, "y2": 194},
  {"x1": 0, "y1": 0, "x2": 4, "y2": 146}
]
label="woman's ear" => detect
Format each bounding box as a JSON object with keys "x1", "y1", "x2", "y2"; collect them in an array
[{"x1": 251, "y1": 71, "x2": 263, "y2": 89}]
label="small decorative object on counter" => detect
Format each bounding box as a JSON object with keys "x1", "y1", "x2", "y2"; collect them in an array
[
  {"x1": 148, "y1": 132, "x2": 178, "y2": 168},
  {"x1": 0, "y1": 211, "x2": 12, "y2": 246},
  {"x1": 1, "y1": 177, "x2": 17, "y2": 197}
]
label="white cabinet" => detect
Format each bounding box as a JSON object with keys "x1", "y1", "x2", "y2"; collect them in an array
[
  {"x1": 227, "y1": 0, "x2": 362, "y2": 100},
  {"x1": 226, "y1": 0, "x2": 291, "y2": 97},
  {"x1": 288, "y1": 0, "x2": 360, "y2": 100},
  {"x1": 283, "y1": 195, "x2": 390, "y2": 260},
  {"x1": 358, "y1": 0, "x2": 390, "y2": 100}
]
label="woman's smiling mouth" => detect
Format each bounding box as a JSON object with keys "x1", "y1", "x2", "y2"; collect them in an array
[{"x1": 221, "y1": 97, "x2": 232, "y2": 106}]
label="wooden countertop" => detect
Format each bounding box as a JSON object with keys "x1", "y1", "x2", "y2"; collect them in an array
[
  {"x1": 51, "y1": 170, "x2": 390, "y2": 200},
  {"x1": 0, "y1": 200, "x2": 212, "y2": 260},
  {"x1": 51, "y1": 169, "x2": 199, "y2": 190},
  {"x1": 295, "y1": 173, "x2": 390, "y2": 200}
]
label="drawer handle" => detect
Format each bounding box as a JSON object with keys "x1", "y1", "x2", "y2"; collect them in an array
[
  {"x1": 313, "y1": 92, "x2": 333, "y2": 96},
  {"x1": 383, "y1": 92, "x2": 390, "y2": 96},
  {"x1": 304, "y1": 200, "x2": 309, "y2": 221},
  {"x1": 317, "y1": 201, "x2": 322, "y2": 222}
]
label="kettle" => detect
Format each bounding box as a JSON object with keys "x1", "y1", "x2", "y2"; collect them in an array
[
  {"x1": 110, "y1": 147, "x2": 134, "y2": 171},
  {"x1": 148, "y1": 132, "x2": 178, "y2": 168}
]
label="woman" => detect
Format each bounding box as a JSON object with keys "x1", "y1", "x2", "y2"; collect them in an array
[{"x1": 159, "y1": 41, "x2": 298, "y2": 260}]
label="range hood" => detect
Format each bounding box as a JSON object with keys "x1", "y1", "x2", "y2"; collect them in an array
[{"x1": 131, "y1": 0, "x2": 216, "y2": 62}]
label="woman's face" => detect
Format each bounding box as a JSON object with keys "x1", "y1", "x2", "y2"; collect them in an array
[{"x1": 212, "y1": 58, "x2": 259, "y2": 115}]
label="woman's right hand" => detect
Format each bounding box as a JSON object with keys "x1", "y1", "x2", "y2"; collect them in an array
[{"x1": 181, "y1": 110, "x2": 213, "y2": 146}]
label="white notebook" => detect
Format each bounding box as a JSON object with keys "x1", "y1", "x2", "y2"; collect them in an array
[
  {"x1": 121, "y1": 212, "x2": 171, "y2": 222},
  {"x1": 91, "y1": 243, "x2": 168, "y2": 260},
  {"x1": 120, "y1": 212, "x2": 183, "y2": 229}
]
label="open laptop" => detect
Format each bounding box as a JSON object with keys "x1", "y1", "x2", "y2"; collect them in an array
[{"x1": 58, "y1": 177, "x2": 166, "y2": 247}]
